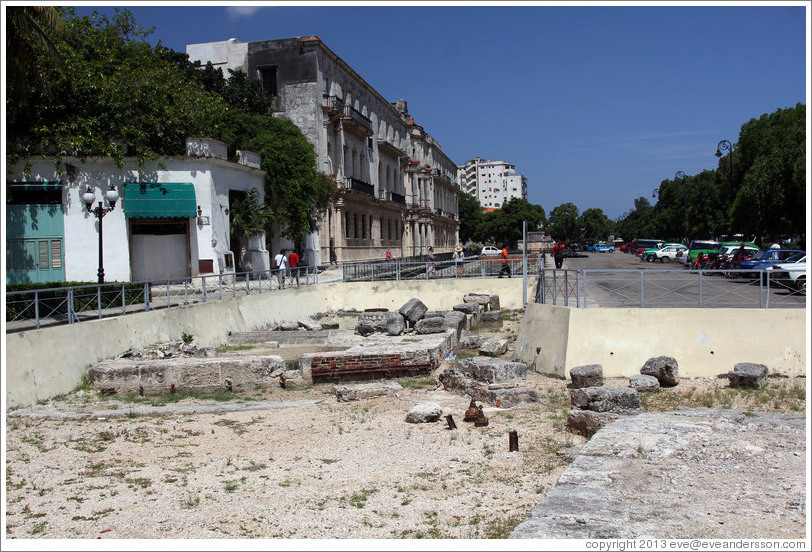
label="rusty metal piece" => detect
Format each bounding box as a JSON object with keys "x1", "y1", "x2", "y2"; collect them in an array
[
  {"x1": 474, "y1": 405, "x2": 489, "y2": 427},
  {"x1": 509, "y1": 430, "x2": 519, "y2": 452},
  {"x1": 496, "y1": 398, "x2": 502, "y2": 408},
  {"x1": 224, "y1": 378, "x2": 233, "y2": 392},
  {"x1": 101, "y1": 387, "x2": 118, "y2": 396},
  {"x1": 279, "y1": 373, "x2": 287, "y2": 389},
  {"x1": 463, "y1": 399, "x2": 480, "y2": 422},
  {"x1": 445, "y1": 414, "x2": 457, "y2": 430},
  {"x1": 170, "y1": 383, "x2": 176, "y2": 394},
  {"x1": 138, "y1": 385, "x2": 144, "y2": 397}
]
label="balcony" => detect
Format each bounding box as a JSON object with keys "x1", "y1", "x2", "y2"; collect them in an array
[
  {"x1": 391, "y1": 192, "x2": 406, "y2": 206},
  {"x1": 377, "y1": 137, "x2": 407, "y2": 159},
  {"x1": 342, "y1": 105, "x2": 373, "y2": 136},
  {"x1": 322, "y1": 94, "x2": 344, "y2": 117},
  {"x1": 346, "y1": 177, "x2": 374, "y2": 197}
]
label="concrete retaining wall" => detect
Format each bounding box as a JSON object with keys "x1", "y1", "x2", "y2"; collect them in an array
[
  {"x1": 514, "y1": 303, "x2": 807, "y2": 379},
  {"x1": 5, "y1": 278, "x2": 525, "y2": 408}
]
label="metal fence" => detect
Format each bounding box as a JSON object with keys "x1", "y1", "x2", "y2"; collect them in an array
[
  {"x1": 341, "y1": 257, "x2": 539, "y2": 282},
  {"x1": 5, "y1": 266, "x2": 319, "y2": 333},
  {"x1": 537, "y1": 268, "x2": 806, "y2": 309}
]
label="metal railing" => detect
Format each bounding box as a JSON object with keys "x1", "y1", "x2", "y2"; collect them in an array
[
  {"x1": 5, "y1": 266, "x2": 320, "y2": 333},
  {"x1": 342, "y1": 257, "x2": 539, "y2": 282},
  {"x1": 537, "y1": 268, "x2": 806, "y2": 309}
]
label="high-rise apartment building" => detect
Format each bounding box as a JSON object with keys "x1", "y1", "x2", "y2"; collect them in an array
[{"x1": 458, "y1": 157, "x2": 527, "y2": 209}]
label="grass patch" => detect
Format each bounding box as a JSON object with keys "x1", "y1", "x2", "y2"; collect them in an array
[{"x1": 398, "y1": 377, "x2": 436, "y2": 390}]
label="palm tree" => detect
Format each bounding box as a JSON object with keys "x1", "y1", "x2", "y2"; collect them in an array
[{"x1": 6, "y1": 6, "x2": 69, "y2": 106}]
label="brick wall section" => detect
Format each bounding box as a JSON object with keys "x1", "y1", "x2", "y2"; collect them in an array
[{"x1": 310, "y1": 352, "x2": 432, "y2": 382}]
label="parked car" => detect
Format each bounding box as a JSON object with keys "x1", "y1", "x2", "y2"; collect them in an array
[
  {"x1": 641, "y1": 243, "x2": 687, "y2": 263},
  {"x1": 767, "y1": 256, "x2": 806, "y2": 294},
  {"x1": 681, "y1": 239, "x2": 721, "y2": 265},
  {"x1": 588, "y1": 242, "x2": 614, "y2": 253},
  {"x1": 630, "y1": 238, "x2": 664, "y2": 256},
  {"x1": 738, "y1": 249, "x2": 806, "y2": 278},
  {"x1": 480, "y1": 246, "x2": 501, "y2": 256}
]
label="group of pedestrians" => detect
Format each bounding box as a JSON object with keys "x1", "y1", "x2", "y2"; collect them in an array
[{"x1": 273, "y1": 249, "x2": 303, "y2": 289}]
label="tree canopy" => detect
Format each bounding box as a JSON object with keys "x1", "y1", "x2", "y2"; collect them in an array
[{"x1": 6, "y1": 7, "x2": 334, "y2": 243}]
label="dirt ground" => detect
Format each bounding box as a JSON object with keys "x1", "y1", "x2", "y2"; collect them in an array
[{"x1": 3, "y1": 313, "x2": 808, "y2": 543}]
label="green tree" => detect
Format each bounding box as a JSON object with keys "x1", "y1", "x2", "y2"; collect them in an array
[
  {"x1": 5, "y1": 5, "x2": 69, "y2": 106},
  {"x1": 8, "y1": 8, "x2": 333, "y2": 247},
  {"x1": 579, "y1": 207, "x2": 612, "y2": 244},
  {"x1": 477, "y1": 198, "x2": 546, "y2": 249},
  {"x1": 458, "y1": 191, "x2": 483, "y2": 245},
  {"x1": 547, "y1": 203, "x2": 580, "y2": 244},
  {"x1": 730, "y1": 103, "x2": 805, "y2": 241}
]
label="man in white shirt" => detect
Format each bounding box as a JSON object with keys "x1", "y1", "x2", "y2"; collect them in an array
[{"x1": 274, "y1": 250, "x2": 288, "y2": 289}]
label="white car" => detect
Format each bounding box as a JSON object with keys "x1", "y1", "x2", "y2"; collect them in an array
[
  {"x1": 480, "y1": 246, "x2": 501, "y2": 256},
  {"x1": 767, "y1": 257, "x2": 806, "y2": 294}
]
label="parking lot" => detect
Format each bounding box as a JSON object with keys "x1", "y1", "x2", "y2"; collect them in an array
[{"x1": 539, "y1": 249, "x2": 806, "y2": 308}]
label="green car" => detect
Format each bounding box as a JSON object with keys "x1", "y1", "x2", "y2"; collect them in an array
[{"x1": 680, "y1": 240, "x2": 721, "y2": 264}]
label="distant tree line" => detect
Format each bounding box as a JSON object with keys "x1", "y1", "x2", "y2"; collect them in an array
[{"x1": 462, "y1": 103, "x2": 805, "y2": 249}]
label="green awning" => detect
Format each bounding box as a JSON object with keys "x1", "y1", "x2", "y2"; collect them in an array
[{"x1": 123, "y1": 183, "x2": 197, "y2": 218}]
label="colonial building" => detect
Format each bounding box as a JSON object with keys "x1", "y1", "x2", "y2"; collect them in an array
[
  {"x1": 6, "y1": 138, "x2": 269, "y2": 284},
  {"x1": 458, "y1": 157, "x2": 527, "y2": 209},
  {"x1": 186, "y1": 36, "x2": 460, "y2": 265}
]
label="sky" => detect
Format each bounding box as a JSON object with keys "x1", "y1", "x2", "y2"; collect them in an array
[{"x1": 65, "y1": 1, "x2": 809, "y2": 220}]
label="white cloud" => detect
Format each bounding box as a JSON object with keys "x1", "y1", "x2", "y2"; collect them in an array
[{"x1": 226, "y1": 6, "x2": 265, "y2": 19}]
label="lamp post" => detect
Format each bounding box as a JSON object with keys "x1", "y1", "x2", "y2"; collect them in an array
[
  {"x1": 715, "y1": 139, "x2": 734, "y2": 198},
  {"x1": 82, "y1": 185, "x2": 119, "y2": 283},
  {"x1": 675, "y1": 170, "x2": 687, "y2": 240}
]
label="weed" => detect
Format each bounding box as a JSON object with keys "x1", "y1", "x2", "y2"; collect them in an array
[
  {"x1": 29, "y1": 521, "x2": 47, "y2": 536},
  {"x1": 181, "y1": 493, "x2": 200, "y2": 509},
  {"x1": 181, "y1": 332, "x2": 194, "y2": 345}
]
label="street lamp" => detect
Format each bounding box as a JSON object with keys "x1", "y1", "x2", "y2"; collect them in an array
[
  {"x1": 675, "y1": 171, "x2": 687, "y2": 240},
  {"x1": 82, "y1": 184, "x2": 119, "y2": 283},
  {"x1": 715, "y1": 139, "x2": 734, "y2": 198}
]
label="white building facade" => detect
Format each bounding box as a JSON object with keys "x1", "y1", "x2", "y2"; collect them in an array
[
  {"x1": 458, "y1": 157, "x2": 527, "y2": 209},
  {"x1": 6, "y1": 138, "x2": 268, "y2": 284},
  {"x1": 187, "y1": 36, "x2": 460, "y2": 264}
]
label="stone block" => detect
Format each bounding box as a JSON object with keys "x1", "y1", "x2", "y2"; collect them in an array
[
  {"x1": 640, "y1": 356, "x2": 680, "y2": 387},
  {"x1": 335, "y1": 381, "x2": 403, "y2": 402},
  {"x1": 453, "y1": 302, "x2": 480, "y2": 315},
  {"x1": 570, "y1": 386, "x2": 640, "y2": 414},
  {"x1": 570, "y1": 364, "x2": 604, "y2": 389},
  {"x1": 566, "y1": 409, "x2": 619, "y2": 436},
  {"x1": 415, "y1": 317, "x2": 447, "y2": 334},
  {"x1": 405, "y1": 402, "x2": 443, "y2": 423},
  {"x1": 482, "y1": 311, "x2": 503, "y2": 323},
  {"x1": 457, "y1": 357, "x2": 527, "y2": 384},
  {"x1": 629, "y1": 374, "x2": 660, "y2": 392},
  {"x1": 460, "y1": 335, "x2": 482, "y2": 349},
  {"x1": 298, "y1": 317, "x2": 323, "y2": 331},
  {"x1": 399, "y1": 298, "x2": 428, "y2": 324},
  {"x1": 88, "y1": 355, "x2": 288, "y2": 395},
  {"x1": 728, "y1": 362, "x2": 768, "y2": 389},
  {"x1": 479, "y1": 337, "x2": 509, "y2": 357}
]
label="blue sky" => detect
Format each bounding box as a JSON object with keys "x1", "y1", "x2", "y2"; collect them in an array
[{"x1": 70, "y1": 2, "x2": 808, "y2": 220}]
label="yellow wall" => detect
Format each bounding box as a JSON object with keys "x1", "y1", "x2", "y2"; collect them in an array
[{"x1": 514, "y1": 303, "x2": 807, "y2": 379}]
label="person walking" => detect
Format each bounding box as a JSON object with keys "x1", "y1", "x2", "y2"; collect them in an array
[
  {"x1": 499, "y1": 245, "x2": 511, "y2": 278},
  {"x1": 386, "y1": 248, "x2": 392, "y2": 261},
  {"x1": 288, "y1": 249, "x2": 300, "y2": 287},
  {"x1": 329, "y1": 247, "x2": 338, "y2": 267},
  {"x1": 453, "y1": 246, "x2": 464, "y2": 278},
  {"x1": 274, "y1": 249, "x2": 288, "y2": 289},
  {"x1": 427, "y1": 247, "x2": 436, "y2": 278},
  {"x1": 553, "y1": 243, "x2": 565, "y2": 269}
]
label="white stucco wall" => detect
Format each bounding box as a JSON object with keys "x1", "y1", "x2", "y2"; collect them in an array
[{"x1": 8, "y1": 156, "x2": 266, "y2": 283}]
